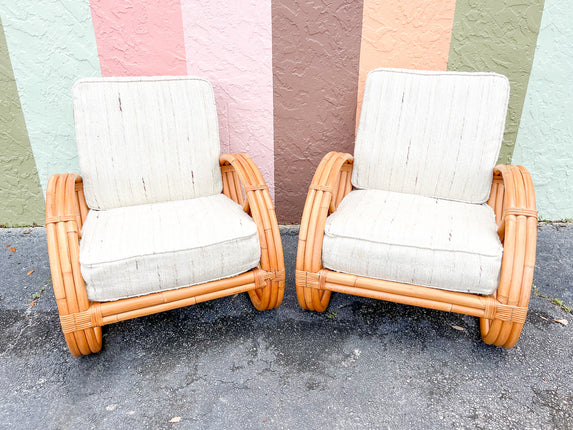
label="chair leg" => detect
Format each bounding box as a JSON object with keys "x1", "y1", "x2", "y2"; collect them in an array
[
  {"x1": 480, "y1": 165, "x2": 537, "y2": 349},
  {"x1": 61, "y1": 326, "x2": 103, "y2": 357},
  {"x1": 46, "y1": 174, "x2": 104, "y2": 356},
  {"x1": 480, "y1": 318, "x2": 524, "y2": 349}
]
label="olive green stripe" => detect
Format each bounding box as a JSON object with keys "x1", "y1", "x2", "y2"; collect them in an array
[
  {"x1": 447, "y1": 0, "x2": 544, "y2": 164},
  {"x1": 0, "y1": 18, "x2": 44, "y2": 226}
]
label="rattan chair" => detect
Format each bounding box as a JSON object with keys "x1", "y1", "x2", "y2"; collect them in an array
[
  {"x1": 296, "y1": 69, "x2": 537, "y2": 348},
  {"x1": 46, "y1": 77, "x2": 284, "y2": 356}
]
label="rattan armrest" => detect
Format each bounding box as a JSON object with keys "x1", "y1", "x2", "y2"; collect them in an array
[
  {"x1": 219, "y1": 154, "x2": 285, "y2": 310},
  {"x1": 295, "y1": 152, "x2": 354, "y2": 310},
  {"x1": 46, "y1": 174, "x2": 100, "y2": 356},
  {"x1": 482, "y1": 164, "x2": 537, "y2": 347}
]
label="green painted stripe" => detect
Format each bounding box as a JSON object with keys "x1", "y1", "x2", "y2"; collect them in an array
[
  {"x1": 2, "y1": 0, "x2": 101, "y2": 196},
  {"x1": 513, "y1": 0, "x2": 573, "y2": 220},
  {"x1": 0, "y1": 18, "x2": 44, "y2": 226},
  {"x1": 447, "y1": 0, "x2": 544, "y2": 164}
]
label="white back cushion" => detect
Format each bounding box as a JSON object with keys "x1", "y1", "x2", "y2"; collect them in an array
[
  {"x1": 73, "y1": 76, "x2": 223, "y2": 210},
  {"x1": 352, "y1": 69, "x2": 510, "y2": 203}
]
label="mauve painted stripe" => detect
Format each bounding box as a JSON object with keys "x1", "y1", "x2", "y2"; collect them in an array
[
  {"x1": 181, "y1": 1, "x2": 275, "y2": 200},
  {"x1": 273, "y1": 0, "x2": 364, "y2": 222},
  {"x1": 90, "y1": 0, "x2": 187, "y2": 76},
  {"x1": 356, "y1": 0, "x2": 456, "y2": 125},
  {"x1": 0, "y1": 18, "x2": 45, "y2": 225},
  {"x1": 447, "y1": 0, "x2": 544, "y2": 164}
]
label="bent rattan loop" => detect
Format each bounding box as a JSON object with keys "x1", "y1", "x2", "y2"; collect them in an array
[
  {"x1": 295, "y1": 152, "x2": 354, "y2": 312},
  {"x1": 220, "y1": 153, "x2": 286, "y2": 311},
  {"x1": 296, "y1": 153, "x2": 537, "y2": 348}
]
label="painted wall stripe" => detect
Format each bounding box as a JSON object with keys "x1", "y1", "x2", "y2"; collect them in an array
[
  {"x1": 356, "y1": 0, "x2": 456, "y2": 124},
  {"x1": 513, "y1": 0, "x2": 573, "y2": 220},
  {"x1": 1, "y1": 0, "x2": 101, "y2": 194},
  {"x1": 447, "y1": 0, "x2": 544, "y2": 164},
  {"x1": 90, "y1": 0, "x2": 187, "y2": 76},
  {"x1": 273, "y1": 0, "x2": 363, "y2": 222},
  {"x1": 181, "y1": 1, "x2": 275, "y2": 200},
  {"x1": 0, "y1": 19, "x2": 44, "y2": 226}
]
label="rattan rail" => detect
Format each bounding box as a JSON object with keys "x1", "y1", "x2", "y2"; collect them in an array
[
  {"x1": 296, "y1": 151, "x2": 537, "y2": 348},
  {"x1": 46, "y1": 153, "x2": 285, "y2": 356}
]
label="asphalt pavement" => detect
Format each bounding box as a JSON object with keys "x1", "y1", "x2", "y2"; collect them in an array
[{"x1": 1, "y1": 224, "x2": 572, "y2": 429}]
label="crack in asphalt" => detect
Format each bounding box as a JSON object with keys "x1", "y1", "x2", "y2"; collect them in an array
[{"x1": 533, "y1": 285, "x2": 572, "y2": 315}]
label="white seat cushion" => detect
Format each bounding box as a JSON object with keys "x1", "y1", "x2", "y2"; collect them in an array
[
  {"x1": 79, "y1": 194, "x2": 260, "y2": 302},
  {"x1": 322, "y1": 190, "x2": 503, "y2": 295},
  {"x1": 352, "y1": 68, "x2": 510, "y2": 203},
  {"x1": 73, "y1": 76, "x2": 223, "y2": 210}
]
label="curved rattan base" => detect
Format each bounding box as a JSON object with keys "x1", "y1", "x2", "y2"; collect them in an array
[
  {"x1": 46, "y1": 154, "x2": 284, "y2": 356},
  {"x1": 296, "y1": 152, "x2": 537, "y2": 349}
]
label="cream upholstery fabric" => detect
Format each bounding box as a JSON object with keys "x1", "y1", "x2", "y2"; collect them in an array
[
  {"x1": 80, "y1": 194, "x2": 260, "y2": 302},
  {"x1": 73, "y1": 76, "x2": 223, "y2": 210},
  {"x1": 352, "y1": 68, "x2": 510, "y2": 204},
  {"x1": 322, "y1": 190, "x2": 503, "y2": 295}
]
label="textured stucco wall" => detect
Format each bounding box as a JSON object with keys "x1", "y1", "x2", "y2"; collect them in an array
[
  {"x1": 182, "y1": 0, "x2": 275, "y2": 199},
  {"x1": 448, "y1": 0, "x2": 544, "y2": 164},
  {"x1": 0, "y1": 18, "x2": 44, "y2": 226},
  {"x1": 357, "y1": 0, "x2": 455, "y2": 123},
  {"x1": 90, "y1": 0, "x2": 187, "y2": 76},
  {"x1": 513, "y1": 0, "x2": 573, "y2": 220},
  {"x1": 273, "y1": 0, "x2": 363, "y2": 222},
  {"x1": 1, "y1": 0, "x2": 572, "y2": 224},
  {"x1": 1, "y1": 0, "x2": 101, "y2": 194}
]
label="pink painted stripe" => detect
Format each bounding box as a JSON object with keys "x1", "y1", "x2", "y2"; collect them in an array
[
  {"x1": 181, "y1": 1, "x2": 275, "y2": 199},
  {"x1": 90, "y1": 0, "x2": 187, "y2": 76},
  {"x1": 357, "y1": 0, "x2": 456, "y2": 123}
]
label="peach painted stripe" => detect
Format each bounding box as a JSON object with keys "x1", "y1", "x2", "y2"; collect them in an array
[
  {"x1": 356, "y1": 0, "x2": 456, "y2": 124},
  {"x1": 181, "y1": 1, "x2": 275, "y2": 200},
  {"x1": 90, "y1": 0, "x2": 187, "y2": 76}
]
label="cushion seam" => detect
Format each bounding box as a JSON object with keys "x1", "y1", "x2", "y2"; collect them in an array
[
  {"x1": 81, "y1": 234, "x2": 260, "y2": 267},
  {"x1": 323, "y1": 231, "x2": 503, "y2": 258}
]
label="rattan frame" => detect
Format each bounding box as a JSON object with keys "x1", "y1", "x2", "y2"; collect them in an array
[
  {"x1": 46, "y1": 154, "x2": 285, "y2": 356},
  {"x1": 296, "y1": 151, "x2": 537, "y2": 348}
]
